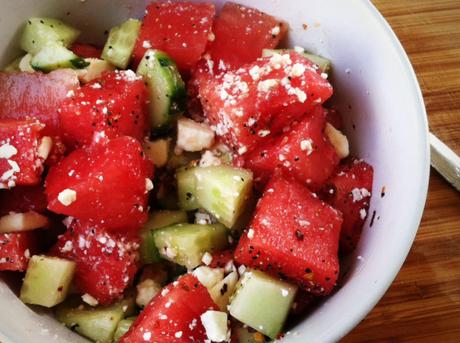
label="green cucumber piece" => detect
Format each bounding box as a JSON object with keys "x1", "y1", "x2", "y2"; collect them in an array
[
  {"x1": 140, "y1": 210, "x2": 188, "y2": 264},
  {"x1": 55, "y1": 296, "x2": 135, "y2": 343},
  {"x1": 30, "y1": 41, "x2": 88, "y2": 72},
  {"x1": 20, "y1": 17, "x2": 80, "y2": 55},
  {"x1": 176, "y1": 166, "x2": 200, "y2": 211},
  {"x1": 153, "y1": 223, "x2": 228, "y2": 269},
  {"x1": 20, "y1": 255, "x2": 75, "y2": 307},
  {"x1": 262, "y1": 48, "x2": 332, "y2": 73},
  {"x1": 136, "y1": 49, "x2": 186, "y2": 131},
  {"x1": 229, "y1": 270, "x2": 297, "y2": 339},
  {"x1": 101, "y1": 19, "x2": 141, "y2": 69},
  {"x1": 194, "y1": 166, "x2": 253, "y2": 228},
  {"x1": 113, "y1": 317, "x2": 136, "y2": 342}
]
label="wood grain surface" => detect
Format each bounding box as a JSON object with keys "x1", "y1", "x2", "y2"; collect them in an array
[{"x1": 343, "y1": 1, "x2": 460, "y2": 342}]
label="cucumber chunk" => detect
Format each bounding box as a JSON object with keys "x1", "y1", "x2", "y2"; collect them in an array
[
  {"x1": 136, "y1": 49, "x2": 186, "y2": 131},
  {"x1": 229, "y1": 270, "x2": 297, "y2": 339},
  {"x1": 30, "y1": 41, "x2": 88, "y2": 72},
  {"x1": 101, "y1": 19, "x2": 141, "y2": 69},
  {"x1": 262, "y1": 48, "x2": 332, "y2": 73},
  {"x1": 194, "y1": 166, "x2": 253, "y2": 228},
  {"x1": 208, "y1": 271, "x2": 239, "y2": 311},
  {"x1": 140, "y1": 210, "x2": 188, "y2": 264},
  {"x1": 55, "y1": 295, "x2": 135, "y2": 343},
  {"x1": 176, "y1": 166, "x2": 200, "y2": 211},
  {"x1": 20, "y1": 255, "x2": 75, "y2": 307},
  {"x1": 113, "y1": 317, "x2": 136, "y2": 342},
  {"x1": 76, "y1": 58, "x2": 115, "y2": 83},
  {"x1": 19, "y1": 54, "x2": 35, "y2": 72},
  {"x1": 20, "y1": 17, "x2": 80, "y2": 55},
  {"x1": 153, "y1": 223, "x2": 228, "y2": 269}
]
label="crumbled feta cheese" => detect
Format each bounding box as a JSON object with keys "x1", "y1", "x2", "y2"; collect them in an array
[
  {"x1": 66, "y1": 90, "x2": 75, "y2": 98},
  {"x1": 37, "y1": 136, "x2": 52, "y2": 160},
  {"x1": 249, "y1": 65, "x2": 261, "y2": 80},
  {"x1": 270, "y1": 25, "x2": 281, "y2": 36},
  {"x1": 300, "y1": 139, "x2": 314, "y2": 155},
  {"x1": 0, "y1": 143, "x2": 17, "y2": 159},
  {"x1": 174, "y1": 331, "x2": 183, "y2": 338},
  {"x1": 288, "y1": 87, "x2": 307, "y2": 103},
  {"x1": 81, "y1": 293, "x2": 98, "y2": 306},
  {"x1": 61, "y1": 240, "x2": 73, "y2": 252},
  {"x1": 193, "y1": 266, "x2": 224, "y2": 289},
  {"x1": 195, "y1": 211, "x2": 214, "y2": 225},
  {"x1": 247, "y1": 229, "x2": 255, "y2": 239},
  {"x1": 200, "y1": 310, "x2": 229, "y2": 342},
  {"x1": 145, "y1": 178, "x2": 154, "y2": 192},
  {"x1": 136, "y1": 278, "x2": 162, "y2": 308},
  {"x1": 359, "y1": 208, "x2": 367, "y2": 220},
  {"x1": 201, "y1": 252, "x2": 213, "y2": 266},
  {"x1": 208, "y1": 32, "x2": 215, "y2": 41},
  {"x1": 257, "y1": 130, "x2": 270, "y2": 137},
  {"x1": 237, "y1": 146, "x2": 247, "y2": 155},
  {"x1": 142, "y1": 331, "x2": 152, "y2": 340},
  {"x1": 290, "y1": 63, "x2": 306, "y2": 77},
  {"x1": 257, "y1": 79, "x2": 278, "y2": 93},
  {"x1": 294, "y1": 46, "x2": 305, "y2": 54},
  {"x1": 281, "y1": 288, "x2": 289, "y2": 297},
  {"x1": 57, "y1": 189, "x2": 77, "y2": 206},
  {"x1": 142, "y1": 40, "x2": 152, "y2": 49},
  {"x1": 177, "y1": 118, "x2": 215, "y2": 152},
  {"x1": 199, "y1": 150, "x2": 222, "y2": 167},
  {"x1": 351, "y1": 188, "x2": 371, "y2": 202},
  {"x1": 324, "y1": 123, "x2": 349, "y2": 159}
]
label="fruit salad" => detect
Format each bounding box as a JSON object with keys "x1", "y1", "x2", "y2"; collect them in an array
[{"x1": 0, "y1": 2, "x2": 374, "y2": 342}]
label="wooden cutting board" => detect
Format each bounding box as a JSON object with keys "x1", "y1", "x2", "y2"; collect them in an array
[{"x1": 343, "y1": 0, "x2": 460, "y2": 342}]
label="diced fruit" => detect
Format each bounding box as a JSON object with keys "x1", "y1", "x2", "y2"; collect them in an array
[
  {"x1": 324, "y1": 123, "x2": 349, "y2": 159},
  {"x1": 241, "y1": 106, "x2": 340, "y2": 189},
  {"x1": 20, "y1": 255, "x2": 75, "y2": 307},
  {"x1": 136, "y1": 50, "x2": 185, "y2": 131},
  {"x1": 140, "y1": 210, "x2": 188, "y2": 264},
  {"x1": 192, "y1": 266, "x2": 224, "y2": 289},
  {"x1": 118, "y1": 274, "x2": 219, "y2": 343},
  {"x1": 133, "y1": 1, "x2": 215, "y2": 71},
  {"x1": 200, "y1": 310, "x2": 230, "y2": 342},
  {"x1": 113, "y1": 317, "x2": 136, "y2": 342},
  {"x1": 30, "y1": 41, "x2": 84, "y2": 72},
  {"x1": 0, "y1": 69, "x2": 79, "y2": 137},
  {"x1": 58, "y1": 70, "x2": 148, "y2": 148},
  {"x1": 0, "y1": 119, "x2": 47, "y2": 188},
  {"x1": 0, "y1": 211, "x2": 49, "y2": 233},
  {"x1": 320, "y1": 159, "x2": 374, "y2": 253},
  {"x1": 55, "y1": 296, "x2": 135, "y2": 343},
  {"x1": 52, "y1": 219, "x2": 140, "y2": 305},
  {"x1": 45, "y1": 137, "x2": 152, "y2": 231},
  {"x1": 0, "y1": 185, "x2": 47, "y2": 215},
  {"x1": 0, "y1": 232, "x2": 37, "y2": 271},
  {"x1": 262, "y1": 48, "x2": 332, "y2": 73},
  {"x1": 153, "y1": 223, "x2": 228, "y2": 269},
  {"x1": 136, "y1": 278, "x2": 162, "y2": 308},
  {"x1": 20, "y1": 17, "x2": 80, "y2": 55},
  {"x1": 70, "y1": 43, "x2": 102, "y2": 59},
  {"x1": 176, "y1": 118, "x2": 215, "y2": 152},
  {"x1": 198, "y1": 51, "x2": 333, "y2": 155},
  {"x1": 102, "y1": 19, "x2": 141, "y2": 69},
  {"x1": 207, "y1": 3, "x2": 287, "y2": 71},
  {"x1": 75, "y1": 58, "x2": 115, "y2": 84},
  {"x1": 18, "y1": 54, "x2": 35, "y2": 72},
  {"x1": 143, "y1": 138, "x2": 171, "y2": 167},
  {"x1": 208, "y1": 271, "x2": 239, "y2": 311},
  {"x1": 208, "y1": 250, "x2": 234, "y2": 269},
  {"x1": 194, "y1": 166, "x2": 253, "y2": 228},
  {"x1": 229, "y1": 270, "x2": 297, "y2": 339},
  {"x1": 176, "y1": 166, "x2": 200, "y2": 211},
  {"x1": 235, "y1": 175, "x2": 343, "y2": 295}
]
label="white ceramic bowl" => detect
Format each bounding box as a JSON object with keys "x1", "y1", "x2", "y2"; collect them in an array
[{"x1": 0, "y1": 0, "x2": 430, "y2": 342}]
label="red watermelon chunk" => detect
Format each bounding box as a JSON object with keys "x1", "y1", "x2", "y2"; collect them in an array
[
  {"x1": 59, "y1": 70, "x2": 149, "y2": 148},
  {"x1": 133, "y1": 1, "x2": 215, "y2": 72},
  {"x1": 52, "y1": 219, "x2": 140, "y2": 305},
  {"x1": 208, "y1": 249, "x2": 235, "y2": 269},
  {"x1": 0, "y1": 232, "x2": 38, "y2": 271},
  {"x1": 320, "y1": 159, "x2": 374, "y2": 253},
  {"x1": 0, "y1": 120, "x2": 48, "y2": 188},
  {"x1": 198, "y1": 51, "x2": 333, "y2": 155},
  {"x1": 45, "y1": 136, "x2": 153, "y2": 231},
  {"x1": 234, "y1": 174, "x2": 343, "y2": 295},
  {"x1": 70, "y1": 43, "x2": 102, "y2": 59},
  {"x1": 119, "y1": 273, "x2": 219, "y2": 343},
  {"x1": 0, "y1": 70, "x2": 79, "y2": 137},
  {"x1": 207, "y1": 2, "x2": 287, "y2": 71},
  {"x1": 241, "y1": 106, "x2": 340, "y2": 189},
  {"x1": 0, "y1": 185, "x2": 47, "y2": 215}
]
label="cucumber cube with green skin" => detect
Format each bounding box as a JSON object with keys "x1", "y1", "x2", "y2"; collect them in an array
[
  {"x1": 177, "y1": 166, "x2": 200, "y2": 211},
  {"x1": 101, "y1": 19, "x2": 141, "y2": 69},
  {"x1": 153, "y1": 223, "x2": 228, "y2": 269},
  {"x1": 113, "y1": 317, "x2": 136, "y2": 342},
  {"x1": 229, "y1": 270, "x2": 298, "y2": 339},
  {"x1": 55, "y1": 296, "x2": 135, "y2": 343},
  {"x1": 21, "y1": 17, "x2": 80, "y2": 55},
  {"x1": 30, "y1": 41, "x2": 88, "y2": 72},
  {"x1": 194, "y1": 166, "x2": 253, "y2": 228},
  {"x1": 136, "y1": 49, "x2": 186, "y2": 131},
  {"x1": 262, "y1": 48, "x2": 332, "y2": 73},
  {"x1": 140, "y1": 210, "x2": 188, "y2": 264},
  {"x1": 20, "y1": 255, "x2": 75, "y2": 308}
]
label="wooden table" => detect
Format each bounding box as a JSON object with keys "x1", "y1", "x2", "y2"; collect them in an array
[{"x1": 343, "y1": 1, "x2": 460, "y2": 342}]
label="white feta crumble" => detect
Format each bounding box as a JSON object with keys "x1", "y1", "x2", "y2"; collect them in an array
[
  {"x1": 359, "y1": 208, "x2": 367, "y2": 220},
  {"x1": 237, "y1": 146, "x2": 247, "y2": 155},
  {"x1": 257, "y1": 79, "x2": 278, "y2": 93},
  {"x1": 249, "y1": 65, "x2": 261, "y2": 80},
  {"x1": 200, "y1": 310, "x2": 229, "y2": 342},
  {"x1": 247, "y1": 229, "x2": 255, "y2": 239},
  {"x1": 294, "y1": 46, "x2": 305, "y2": 54},
  {"x1": 0, "y1": 143, "x2": 17, "y2": 159},
  {"x1": 288, "y1": 87, "x2": 307, "y2": 103},
  {"x1": 145, "y1": 178, "x2": 154, "y2": 192},
  {"x1": 61, "y1": 240, "x2": 73, "y2": 253},
  {"x1": 300, "y1": 139, "x2": 314, "y2": 155},
  {"x1": 142, "y1": 331, "x2": 152, "y2": 340},
  {"x1": 142, "y1": 40, "x2": 152, "y2": 49},
  {"x1": 351, "y1": 188, "x2": 371, "y2": 202},
  {"x1": 257, "y1": 130, "x2": 270, "y2": 137},
  {"x1": 174, "y1": 331, "x2": 183, "y2": 338},
  {"x1": 290, "y1": 63, "x2": 306, "y2": 77},
  {"x1": 81, "y1": 293, "x2": 98, "y2": 306},
  {"x1": 270, "y1": 25, "x2": 281, "y2": 36},
  {"x1": 281, "y1": 288, "x2": 289, "y2": 297},
  {"x1": 57, "y1": 189, "x2": 77, "y2": 206},
  {"x1": 201, "y1": 252, "x2": 213, "y2": 266}
]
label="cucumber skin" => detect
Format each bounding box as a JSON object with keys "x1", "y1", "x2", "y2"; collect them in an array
[
  {"x1": 102, "y1": 19, "x2": 141, "y2": 69},
  {"x1": 20, "y1": 17, "x2": 80, "y2": 55},
  {"x1": 176, "y1": 167, "x2": 200, "y2": 211},
  {"x1": 30, "y1": 41, "x2": 82, "y2": 73}
]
